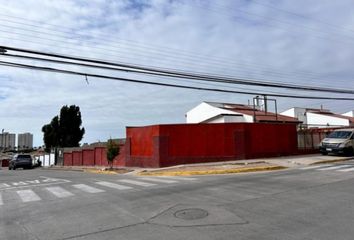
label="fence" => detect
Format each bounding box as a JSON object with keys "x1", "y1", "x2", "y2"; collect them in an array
[
  {"x1": 37, "y1": 153, "x2": 55, "y2": 167},
  {"x1": 297, "y1": 127, "x2": 349, "y2": 150}
]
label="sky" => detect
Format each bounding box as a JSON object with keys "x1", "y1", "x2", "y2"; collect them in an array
[{"x1": 0, "y1": 0, "x2": 354, "y2": 147}]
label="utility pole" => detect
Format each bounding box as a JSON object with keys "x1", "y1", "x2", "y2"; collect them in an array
[{"x1": 263, "y1": 95, "x2": 268, "y2": 114}]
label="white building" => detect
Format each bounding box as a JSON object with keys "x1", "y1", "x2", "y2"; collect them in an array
[
  {"x1": 281, "y1": 107, "x2": 354, "y2": 128},
  {"x1": 18, "y1": 133, "x2": 33, "y2": 150},
  {"x1": 0, "y1": 132, "x2": 16, "y2": 150},
  {"x1": 342, "y1": 110, "x2": 354, "y2": 117},
  {"x1": 186, "y1": 102, "x2": 300, "y2": 124}
]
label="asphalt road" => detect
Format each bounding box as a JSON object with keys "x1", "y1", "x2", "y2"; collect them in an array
[{"x1": 2, "y1": 161, "x2": 354, "y2": 240}]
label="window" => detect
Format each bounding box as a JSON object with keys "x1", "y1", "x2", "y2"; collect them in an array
[{"x1": 327, "y1": 131, "x2": 353, "y2": 139}]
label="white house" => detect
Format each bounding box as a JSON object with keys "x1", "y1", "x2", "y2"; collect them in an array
[
  {"x1": 186, "y1": 102, "x2": 300, "y2": 124},
  {"x1": 342, "y1": 110, "x2": 354, "y2": 117},
  {"x1": 281, "y1": 107, "x2": 354, "y2": 128}
]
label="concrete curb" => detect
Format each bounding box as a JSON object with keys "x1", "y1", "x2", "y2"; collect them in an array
[
  {"x1": 310, "y1": 157, "x2": 354, "y2": 165},
  {"x1": 41, "y1": 167, "x2": 84, "y2": 172},
  {"x1": 84, "y1": 169, "x2": 118, "y2": 175},
  {"x1": 137, "y1": 165, "x2": 287, "y2": 176}
]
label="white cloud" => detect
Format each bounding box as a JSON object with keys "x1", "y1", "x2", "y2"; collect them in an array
[{"x1": 0, "y1": 0, "x2": 353, "y2": 146}]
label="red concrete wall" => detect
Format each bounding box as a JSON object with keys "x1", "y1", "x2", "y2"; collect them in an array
[
  {"x1": 63, "y1": 123, "x2": 298, "y2": 168},
  {"x1": 113, "y1": 144, "x2": 126, "y2": 167},
  {"x1": 245, "y1": 123, "x2": 298, "y2": 158},
  {"x1": 126, "y1": 122, "x2": 298, "y2": 168},
  {"x1": 1, "y1": 159, "x2": 9, "y2": 167},
  {"x1": 63, "y1": 153, "x2": 73, "y2": 166},
  {"x1": 82, "y1": 149, "x2": 94, "y2": 166},
  {"x1": 72, "y1": 151, "x2": 82, "y2": 166},
  {"x1": 63, "y1": 145, "x2": 126, "y2": 167},
  {"x1": 129, "y1": 126, "x2": 159, "y2": 157},
  {"x1": 94, "y1": 147, "x2": 108, "y2": 166}
]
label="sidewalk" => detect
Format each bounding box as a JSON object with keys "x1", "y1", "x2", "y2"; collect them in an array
[
  {"x1": 41, "y1": 154, "x2": 354, "y2": 176},
  {"x1": 136, "y1": 154, "x2": 354, "y2": 176}
]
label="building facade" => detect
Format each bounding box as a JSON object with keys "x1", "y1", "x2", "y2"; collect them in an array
[
  {"x1": 281, "y1": 107, "x2": 354, "y2": 128},
  {"x1": 17, "y1": 133, "x2": 33, "y2": 150},
  {"x1": 0, "y1": 132, "x2": 16, "y2": 151},
  {"x1": 186, "y1": 102, "x2": 300, "y2": 124}
]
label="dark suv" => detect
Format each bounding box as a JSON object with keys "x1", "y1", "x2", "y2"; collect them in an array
[{"x1": 8, "y1": 154, "x2": 33, "y2": 170}]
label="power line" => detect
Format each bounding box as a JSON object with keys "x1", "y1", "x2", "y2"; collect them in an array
[
  {"x1": 194, "y1": 1, "x2": 354, "y2": 44},
  {"x1": 0, "y1": 11, "x2": 340, "y2": 83},
  {"x1": 0, "y1": 59, "x2": 354, "y2": 101},
  {"x1": 251, "y1": 0, "x2": 354, "y2": 36},
  {"x1": 0, "y1": 53, "x2": 303, "y2": 95},
  {"x1": 1, "y1": 45, "x2": 353, "y2": 95},
  {"x1": 0, "y1": 23, "x2": 328, "y2": 84}
]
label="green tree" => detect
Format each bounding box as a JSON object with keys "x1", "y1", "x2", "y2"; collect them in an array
[
  {"x1": 58, "y1": 105, "x2": 85, "y2": 147},
  {"x1": 42, "y1": 116, "x2": 60, "y2": 153},
  {"x1": 106, "y1": 139, "x2": 120, "y2": 170},
  {"x1": 42, "y1": 105, "x2": 85, "y2": 152}
]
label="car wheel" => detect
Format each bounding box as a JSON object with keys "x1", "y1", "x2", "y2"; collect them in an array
[
  {"x1": 13, "y1": 166, "x2": 16, "y2": 170},
  {"x1": 8, "y1": 166, "x2": 11, "y2": 170},
  {"x1": 321, "y1": 152, "x2": 328, "y2": 155},
  {"x1": 344, "y1": 147, "x2": 354, "y2": 156}
]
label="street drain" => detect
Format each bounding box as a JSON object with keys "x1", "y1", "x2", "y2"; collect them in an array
[{"x1": 174, "y1": 208, "x2": 209, "y2": 220}]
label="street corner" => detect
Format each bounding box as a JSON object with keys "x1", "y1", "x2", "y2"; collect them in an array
[
  {"x1": 310, "y1": 156, "x2": 354, "y2": 165},
  {"x1": 136, "y1": 164, "x2": 287, "y2": 177},
  {"x1": 84, "y1": 168, "x2": 133, "y2": 175}
]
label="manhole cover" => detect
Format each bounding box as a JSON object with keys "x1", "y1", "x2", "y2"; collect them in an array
[{"x1": 174, "y1": 208, "x2": 209, "y2": 220}]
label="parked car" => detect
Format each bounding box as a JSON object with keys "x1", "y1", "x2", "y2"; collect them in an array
[
  {"x1": 8, "y1": 154, "x2": 33, "y2": 170},
  {"x1": 319, "y1": 129, "x2": 354, "y2": 156}
]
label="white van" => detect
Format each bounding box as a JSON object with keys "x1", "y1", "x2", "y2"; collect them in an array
[{"x1": 319, "y1": 129, "x2": 354, "y2": 156}]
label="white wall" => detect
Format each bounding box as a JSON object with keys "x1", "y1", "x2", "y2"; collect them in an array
[
  {"x1": 186, "y1": 102, "x2": 237, "y2": 123},
  {"x1": 343, "y1": 111, "x2": 354, "y2": 117},
  {"x1": 38, "y1": 154, "x2": 55, "y2": 167},
  {"x1": 307, "y1": 112, "x2": 350, "y2": 127},
  {"x1": 207, "y1": 115, "x2": 247, "y2": 123},
  {"x1": 281, "y1": 107, "x2": 306, "y2": 124}
]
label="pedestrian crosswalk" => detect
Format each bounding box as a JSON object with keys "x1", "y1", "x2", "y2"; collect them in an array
[
  {"x1": 118, "y1": 179, "x2": 156, "y2": 187},
  {"x1": 72, "y1": 184, "x2": 105, "y2": 193},
  {"x1": 16, "y1": 189, "x2": 41, "y2": 202},
  {"x1": 0, "y1": 176, "x2": 198, "y2": 207},
  {"x1": 95, "y1": 181, "x2": 133, "y2": 190},
  {"x1": 299, "y1": 164, "x2": 354, "y2": 173},
  {"x1": 317, "y1": 165, "x2": 352, "y2": 171},
  {"x1": 46, "y1": 186, "x2": 74, "y2": 198}
]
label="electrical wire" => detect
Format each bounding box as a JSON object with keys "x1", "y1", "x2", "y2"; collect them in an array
[
  {"x1": 0, "y1": 59, "x2": 354, "y2": 101},
  {"x1": 1, "y1": 45, "x2": 353, "y2": 95}
]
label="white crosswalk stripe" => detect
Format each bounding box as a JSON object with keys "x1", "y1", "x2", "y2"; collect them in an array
[
  {"x1": 46, "y1": 187, "x2": 74, "y2": 198},
  {"x1": 118, "y1": 179, "x2": 156, "y2": 187},
  {"x1": 317, "y1": 165, "x2": 352, "y2": 171},
  {"x1": 337, "y1": 167, "x2": 354, "y2": 172},
  {"x1": 72, "y1": 184, "x2": 105, "y2": 193},
  {"x1": 157, "y1": 176, "x2": 198, "y2": 181},
  {"x1": 17, "y1": 189, "x2": 41, "y2": 202},
  {"x1": 138, "y1": 177, "x2": 178, "y2": 184},
  {"x1": 95, "y1": 181, "x2": 132, "y2": 190},
  {"x1": 0, "y1": 177, "x2": 198, "y2": 206},
  {"x1": 299, "y1": 165, "x2": 332, "y2": 170}
]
